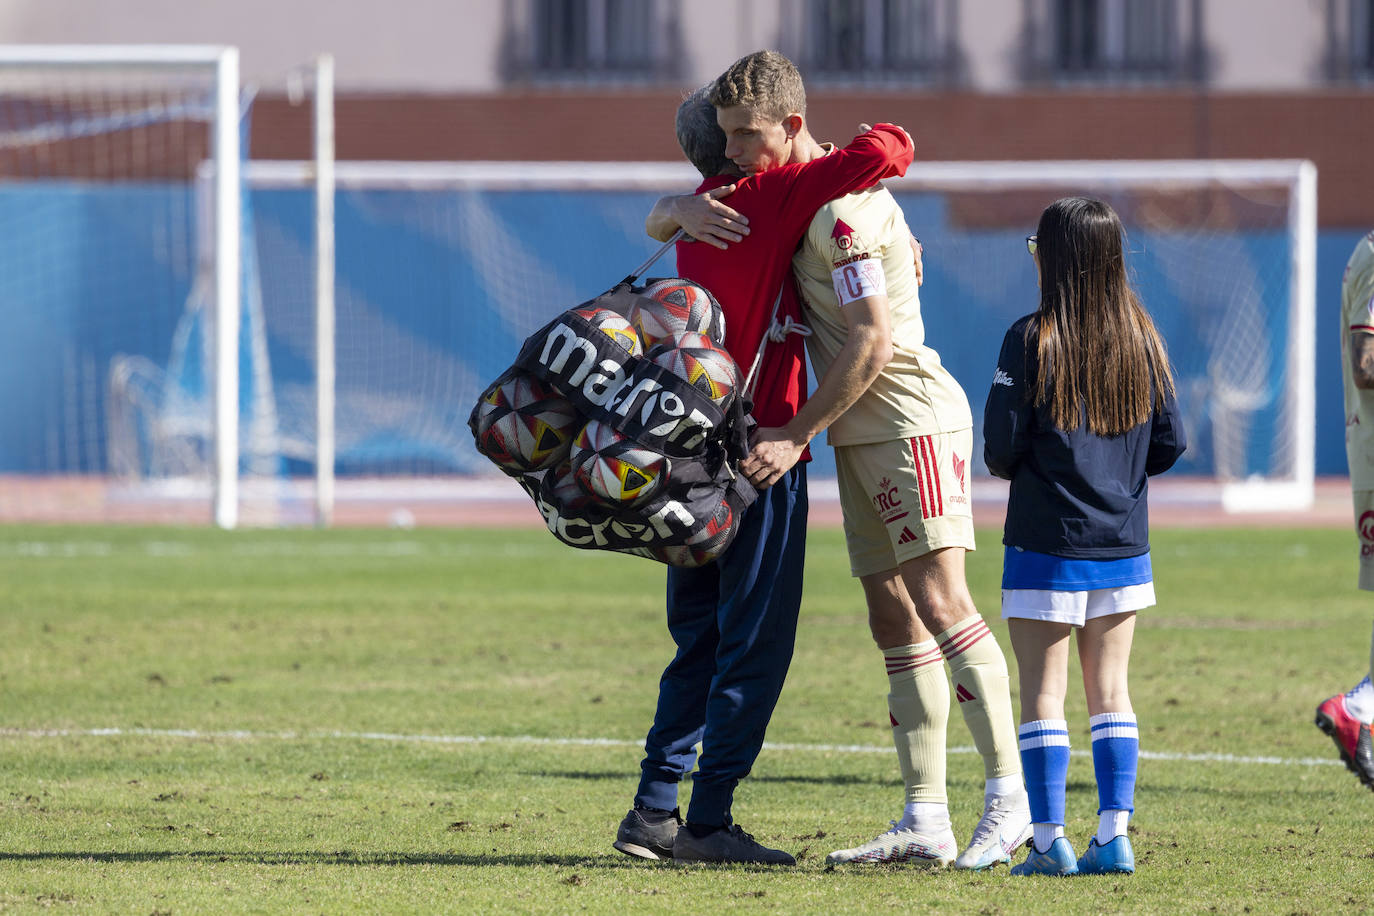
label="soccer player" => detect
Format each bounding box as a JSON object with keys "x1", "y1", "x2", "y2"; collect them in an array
[
  {"x1": 706, "y1": 51, "x2": 1032, "y2": 870},
  {"x1": 1315, "y1": 228, "x2": 1374, "y2": 791},
  {"x1": 985, "y1": 198, "x2": 1186, "y2": 876},
  {"x1": 612, "y1": 77, "x2": 915, "y2": 865}
]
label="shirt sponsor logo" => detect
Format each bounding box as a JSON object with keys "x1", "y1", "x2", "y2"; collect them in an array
[
  {"x1": 952, "y1": 452, "x2": 966, "y2": 493},
  {"x1": 832, "y1": 252, "x2": 871, "y2": 269},
  {"x1": 832, "y1": 218, "x2": 856, "y2": 251},
  {"x1": 992, "y1": 368, "x2": 1014, "y2": 387}
]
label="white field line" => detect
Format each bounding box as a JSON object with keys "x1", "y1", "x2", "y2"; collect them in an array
[{"x1": 0, "y1": 727, "x2": 1340, "y2": 769}]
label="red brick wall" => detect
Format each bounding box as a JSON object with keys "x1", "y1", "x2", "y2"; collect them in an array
[{"x1": 250, "y1": 90, "x2": 1374, "y2": 227}]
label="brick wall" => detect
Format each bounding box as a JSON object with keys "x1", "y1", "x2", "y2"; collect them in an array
[{"x1": 250, "y1": 90, "x2": 1374, "y2": 227}]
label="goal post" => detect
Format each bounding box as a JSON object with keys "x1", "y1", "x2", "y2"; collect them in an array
[
  {"x1": 882, "y1": 159, "x2": 1317, "y2": 513},
  {"x1": 0, "y1": 44, "x2": 242, "y2": 526},
  {"x1": 239, "y1": 157, "x2": 1316, "y2": 521}
]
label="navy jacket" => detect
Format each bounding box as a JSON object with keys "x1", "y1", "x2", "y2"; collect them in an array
[{"x1": 983, "y1": 314, "x2": 1187, "y2": 559}]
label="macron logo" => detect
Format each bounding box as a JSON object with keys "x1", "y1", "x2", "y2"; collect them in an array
[{"x1": 992, "y1": 368, "x2": 1014, "y2": 387}]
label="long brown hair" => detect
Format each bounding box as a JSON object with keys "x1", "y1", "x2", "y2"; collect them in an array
[{"x1": 1031, "y1": 197, "x2": 1175, "y2": 436}]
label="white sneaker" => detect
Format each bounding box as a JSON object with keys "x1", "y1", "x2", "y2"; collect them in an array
[
  {"x1": 953, "y1": 792, "x2": 1033, "y2": 870},
  {"x1": 825, "y1": 821, "x2": 957, "y2": 866}
]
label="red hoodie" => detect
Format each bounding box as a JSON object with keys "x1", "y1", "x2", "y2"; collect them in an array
[{"x1": 674, "y1": 124, "x2": 914, "y2": 453}]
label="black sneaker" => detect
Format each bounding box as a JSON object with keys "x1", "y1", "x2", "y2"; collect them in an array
[
  {"x1": 613, "y1": 806, "x2": 682, "y2": 860},
  {"x1": 672, "y1": 823, "x2": 796, "y2": 865}
]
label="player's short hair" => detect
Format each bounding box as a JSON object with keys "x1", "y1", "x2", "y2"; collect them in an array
[
  {"x1": 675, "y1": 86, "x2": 730, "y2": 179},
  {"x1": 709, "y1": 50, "x2": 806, "y2": 123}
]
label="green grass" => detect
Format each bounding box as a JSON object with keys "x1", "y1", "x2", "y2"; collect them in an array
[{"x1": 0, "y1": 524, "x2": 1371, "y2": 913}]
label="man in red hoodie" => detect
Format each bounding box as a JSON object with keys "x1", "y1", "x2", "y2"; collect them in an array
[{"x1": 612, "y1": 51, "x2": 914, "y2": 865}]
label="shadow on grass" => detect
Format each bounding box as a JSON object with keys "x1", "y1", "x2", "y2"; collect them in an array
[
  {"x1": 0, "y1": 851, "x2": 656, "y2": 868},
  {"x1": 749, "y1": 773, "x2": 889, "y2": 786},
  {"x1": 518, "y1": 770, "x2": 891, "y2": 787},
  {"x1": 519, "y1": 770, "x2": 628, "y2": 781}
]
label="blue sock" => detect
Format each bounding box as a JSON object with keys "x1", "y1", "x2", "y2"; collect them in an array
[
  {"x1": 1090, "y1": 712, "x2": 1139, "y2": 829},
  {"x1": 1018, "y1": 719, "x2": 1069, "y2": 836}
]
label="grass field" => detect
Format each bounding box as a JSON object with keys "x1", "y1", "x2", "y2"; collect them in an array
[{"x1": 0, "y1": 522, "x2": 1371, "y2": 913}]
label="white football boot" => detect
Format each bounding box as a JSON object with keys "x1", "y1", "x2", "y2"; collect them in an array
[
  {"x1": 953, "y1": 791, "x2": 1033, "y2": 870},
  {"x1": 825, "y1": 821, "x2": 957, "y2": 867}
]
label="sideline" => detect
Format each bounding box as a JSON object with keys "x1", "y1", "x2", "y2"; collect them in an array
[{"x1": 0, "y1": 726, "x2": 1341, "y2": 769}]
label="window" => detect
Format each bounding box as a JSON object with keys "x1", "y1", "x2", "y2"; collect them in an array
[
  {"x1": 789, "y1": 0, "x2": 962, "y2": 86},
  {"x1": 1361, "y1": 0, "x2": 1374, "y2": 76},
  {"x1": 1329, "y1": 0, "x2": 1374, "y2": 81},
  {"x1": 505, "y1": 0, "x2": 681, "y2": 85},
  {"x1": 1025, "y1": 0, "x2": 1202, "y2": 85}
]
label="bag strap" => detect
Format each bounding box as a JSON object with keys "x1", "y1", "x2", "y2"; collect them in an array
[{"x1": 621, "y1": 230, "x2": 685, "y2": 286}]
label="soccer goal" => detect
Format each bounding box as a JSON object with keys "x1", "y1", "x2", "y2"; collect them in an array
[
  {"x1": 0, "y1": 44, "x2": 243, "y2": 526},
  {"x1": 237, "y1": 156, "x2": 1314, "y2": 524},
  {"x1": 885, "y1": 160, "x2": 1318, "y2": 514}
]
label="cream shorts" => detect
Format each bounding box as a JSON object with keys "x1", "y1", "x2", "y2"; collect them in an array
[
  {"x1": 835, "y1": 428, "x2": 976, "y2": 578},
  {"x1": 1001, "y1": 583, "x2": 1156, "y2": 627},
  {"x1": 1355, "y1": 489, "x2": 1374, "y2": 591}
]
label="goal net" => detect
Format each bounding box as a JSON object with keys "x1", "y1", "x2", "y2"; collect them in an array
[
  {"x1": 239, "y1": 158, "x2": 1314, "y2": 522},
  {"x1": 0, "y1": 46, "x2": 244, "y2": 525},
  {"x1": 890, "y1": 161, "x2": 1317, "y2": 513}
]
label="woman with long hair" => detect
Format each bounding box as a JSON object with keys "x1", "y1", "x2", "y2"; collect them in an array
[{"x1": 984, "y1": 197, "x2": 1187, "y2": 876}]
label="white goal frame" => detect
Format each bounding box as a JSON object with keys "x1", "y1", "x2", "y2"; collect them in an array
[
  {"x1": 243, "y1": 157, "x2": 1315, "y2": 522},
  {"x1": 0, "y1": 44, "x2": 243, "y2": 527}
]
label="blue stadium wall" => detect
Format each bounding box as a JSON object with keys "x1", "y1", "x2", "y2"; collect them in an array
[{"x1": 0, "y1": 182, "x2": 1360, "y2": 480}]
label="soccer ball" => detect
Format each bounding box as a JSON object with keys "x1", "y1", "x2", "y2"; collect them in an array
[
  {"x1": 570, "y1": 306, "x2": 643, "y2": 357},
  {"x1": 685, "y1": 492, "x2": 738, "y2": 557},
  {"x1": 540, "y1": 460, "x2": 599, "y2": 515},
  {"x1": 473, "y1": 371, "x2": 580, "y2": 473},
  {"x1": 569, "y1": 419, "x2": 669, "y2": 508},
  {"x1": 634, "y1": 488, "x2": 739, "y2": 568},
  {"x1": 632, "y1": 279, "x2": 724, "y2": 347},
  {"x1": 648, "y1": 333, "x2": 740, "y2": 407}
]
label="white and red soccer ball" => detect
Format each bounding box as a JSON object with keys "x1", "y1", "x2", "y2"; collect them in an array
[
  {"x1": 648, "y1": 332, "x2": 740, "y2": 408},
  {"x1": 569, "y1": 419, "x2": 670, "y2": 509},
  {"x1": 571, "y1": 306, "x2": 643, "y2": 357},
  {"x1": 638, "y1": 491, "x2": 739, "y2": 568},
  {"x1": 632, "y1": 279, "x2": 724, "y2": 348},
  {"x1": 473, "y1": 371, "x2": 580, "y2": 473}
]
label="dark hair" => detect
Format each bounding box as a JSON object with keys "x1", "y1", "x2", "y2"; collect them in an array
[
  {"x1": 1031, "y1": 196, "x2": 1176, "y2": 435},
  {"x1": 675, "y1": 85, "x2": 731, "y2": 179}
]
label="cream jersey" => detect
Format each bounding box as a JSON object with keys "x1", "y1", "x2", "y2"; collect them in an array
[
  {"x1": 1342, "y1": 230, "x2": 1374, "y2": 489},
  {"x1": 792, "y1": 185, "x2": 972, "y2": 445}
]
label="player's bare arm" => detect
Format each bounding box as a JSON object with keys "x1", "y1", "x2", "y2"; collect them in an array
[
  {"x1": 1351, "y1": 329, "x2": 1374, "y2": 389},
  {"x1": 645, "y1": 185, "x2": 749, "y2": 247},
  {"x1": 740, "y1": 294, "x2": 893, "y2": 489}
]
